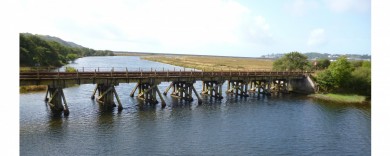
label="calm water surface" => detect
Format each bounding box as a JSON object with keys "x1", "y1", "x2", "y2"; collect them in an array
[{"x1": 20, "y1": 56, "x2": 371, "y2": 156}]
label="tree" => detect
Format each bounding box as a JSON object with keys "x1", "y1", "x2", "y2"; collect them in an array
[
  {"x1": 316, "y1": 56, "x2": 353, "y2": 92},
  {"x1": 349, "y1": 61, "x2": 371, "y2": 95},
  {"x1": 272, "y1": 51, "x2": 309, "y2": 71},
  {"x1": 316, "y1": 58, "x2": 330, "y2": 70},
  {"x1": 66, "y1": 53, "x2": 79, "y2": 62},
  {"x1": 316, "y1": 69, "x2": 335, "y2": 92},
  {"x1": 327, "y1": 56, "x2": 352, "y2": 87}
]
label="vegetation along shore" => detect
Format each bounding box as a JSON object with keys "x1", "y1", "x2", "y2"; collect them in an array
[
  {"x1": 141, "y1": 55, "x2": 273, "y2": 71},
  {"x1": 308, "y1": 94, "x2": 368, "y2": 104}
]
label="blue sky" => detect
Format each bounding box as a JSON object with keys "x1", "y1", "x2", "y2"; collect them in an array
[{"x1": 20, "y1": 0, "x2": 371, "y2": 57}]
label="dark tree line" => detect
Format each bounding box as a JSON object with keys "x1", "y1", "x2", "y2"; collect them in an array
[{"x1": 20, "y1": 33, "x2": 114, "y2": 67}]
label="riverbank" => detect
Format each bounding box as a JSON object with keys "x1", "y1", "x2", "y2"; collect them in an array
[
  {"x1": 141, "y1": 55, "x2": 273, "y2": 71},
  {"x1": 20, "y1": 85, "x2": 47, "y2": 93},
  {"x1": 308, "y1": 93, "x2": 370, "y2": 104}
]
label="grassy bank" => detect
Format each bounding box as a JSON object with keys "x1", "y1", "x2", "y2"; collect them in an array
[
  {"x1": 141, "y1": 55, "x2": 273, "y2": 71},
  {"x1": 308, "y1": 93, "x2": 369, "y2": 104},
  {"x1": 20, "y1": 85, "x2": 47, "y2": 93}
]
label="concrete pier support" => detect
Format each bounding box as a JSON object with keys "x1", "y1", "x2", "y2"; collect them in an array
[
  {"x1": 226, "y1": 80, "x2": 249, "y2": 97},
  {"x1": 165, "y1": 81, "x2": 202, "y2": 104},
  {"x1": 45, "y1": 85, "x2": 69, "y2": 116},
  {"x1": 91, "y1": 83, "x2": 123, "y2": 111},
  {"x1": 202, "y1": 81, "x2": 224, "y2": 99}
]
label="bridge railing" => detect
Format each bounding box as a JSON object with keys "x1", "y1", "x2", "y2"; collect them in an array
[
  {"x1": 20, "y1": 69, "x2": 313, "y2": 80},
  {"x1": 21, "y1": 66, "x2": 312, "y2": 73}
]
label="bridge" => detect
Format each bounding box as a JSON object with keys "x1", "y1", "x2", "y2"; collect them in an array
[{"x1": 20, "y1": 67, "x2": 314, "y2": 116}]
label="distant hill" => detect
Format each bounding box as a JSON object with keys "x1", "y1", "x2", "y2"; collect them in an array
[
  {"x1": 21, "y1": 33, "x2": 84, "y2": 48},
  {"x1": 38, "y1": 35, "x2": 84, "y2": 48},
  {"x1": 20, "y1": 33, "x2": 114, "y2": 67},
  {"x1": 261, "y1": 52, "x2": 371, "y2": 60}
]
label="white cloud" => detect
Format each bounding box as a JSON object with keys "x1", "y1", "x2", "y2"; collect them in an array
[
  {"x1": 307, "y1": 28, "x2": 327, "y2": 46},
  {"x1": 240, "y1": 15, "x2": 273, "y2": 45},
  {"x1": 325, "y1": 0, "x2": 370, "y2": 13},
  {"x1": 21, "y1": 0, "x2": 275, "y2": 53},
  {"x1": 285, "y1": 0, "x2": 318, "y2": 16}
]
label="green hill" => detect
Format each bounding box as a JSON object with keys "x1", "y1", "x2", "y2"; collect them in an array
[{"x1": 20, "y1": 33, "x2": 114, "y2": 67}]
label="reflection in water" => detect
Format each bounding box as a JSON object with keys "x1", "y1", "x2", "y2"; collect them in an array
[{"x1": 20, "y1": 56, "x2": 371, "y2": 155}]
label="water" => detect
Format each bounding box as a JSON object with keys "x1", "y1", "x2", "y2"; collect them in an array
[{"x1": 20, "y1": 56, "x2": 371, "y2": 155}]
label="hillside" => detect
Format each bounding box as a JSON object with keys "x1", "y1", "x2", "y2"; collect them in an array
[
  {"x1": 38, "y1": 35, "x2": 84, "y2": 48},
  {"x1": 20, "y1": 33, "x2": 114, "y2": 67}
]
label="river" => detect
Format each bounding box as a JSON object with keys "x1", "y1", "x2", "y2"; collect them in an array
[{"x1": 20, "y1": 56, "x2": 371, "y2": 155}]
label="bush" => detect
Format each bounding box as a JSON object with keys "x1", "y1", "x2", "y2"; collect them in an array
[{"x1": 65, "y1": 66, "x2": 77, "y2": 72}]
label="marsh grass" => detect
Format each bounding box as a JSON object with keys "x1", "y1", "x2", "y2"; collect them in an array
[
  {"x1": 141, "y1": 55, "x2": 274, "y2": 71},
  {"x1": 20, "y1": 85, "x2": 47, "y2": 93},
  {"x1": 308, "y1": 93, "x2": 368, "y2": 104}
]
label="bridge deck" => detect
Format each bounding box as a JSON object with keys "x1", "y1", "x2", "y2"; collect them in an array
[{"x1": 20, "y1": 71, "x2": 310, "y2": 86}]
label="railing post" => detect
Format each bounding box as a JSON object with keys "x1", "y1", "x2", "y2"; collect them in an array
[{"x1": 126, "y1": 67, "x2": 128, "y2": 78}]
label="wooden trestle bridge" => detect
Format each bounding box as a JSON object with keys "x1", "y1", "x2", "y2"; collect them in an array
[{"x1": 20, "y1": 68, "x2": 312, "y2": 116}]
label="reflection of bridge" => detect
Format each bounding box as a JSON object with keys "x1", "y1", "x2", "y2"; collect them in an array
[{"x1": 20, "y1": 68, "x2": 313, "y2": 116}]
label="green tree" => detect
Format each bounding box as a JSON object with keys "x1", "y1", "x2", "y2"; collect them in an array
[
  {"x1": 316, "y1": 56, "x2": 353, "y2": 92},
  {"x1": 328, "y1": 56, "x2": 352, "y2": 87},
  {"x1": 316, "y1": 58, "x2": 330, "y2": 70},
  {"x1": 272, "y1": 51, "x2": 309, "y2": 71},
  {"x1": 349, "y1": 61, "x2": 371, "y2": 95},
  {"x1": 66, "y1": 53, "x2": 79, "y2": 62},
  {"x1": 316, "y1": 69, "x2": 335, "y2": 92}
]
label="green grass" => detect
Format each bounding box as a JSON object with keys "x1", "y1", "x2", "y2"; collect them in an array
[{"x1": 308, "y1": 93, "x2": 368, "y2": 104}]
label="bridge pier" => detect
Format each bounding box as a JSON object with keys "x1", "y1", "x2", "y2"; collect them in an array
[
  {"x1": 226, "y1": 80, "x2": 249, "y2": 97},
  {"x1": 130, "y1": 81, "x2": 166, "y2": 107},
  {"x1": 248, "y1": 80, "x2": 271, "y2": 95},
  {"x1": 202, "y1": 81, "x2": 223, "y2": 99},
  {"x1": 165, "y1": 81, "x2": 202, "y2": 104},
  {"x1": 44, "y1": 85, "x2": 69, "y2": 116},
  {"x1": 91, "y1": 83, "x2": 123, "y2": 111},
  {"x1": 272, "y1": 79, "x2": 289, "y2": 93}
]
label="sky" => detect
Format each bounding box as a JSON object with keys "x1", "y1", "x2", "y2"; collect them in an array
[{"x1": 19, "y1": 0, "x2": 371, "y2": 57}]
